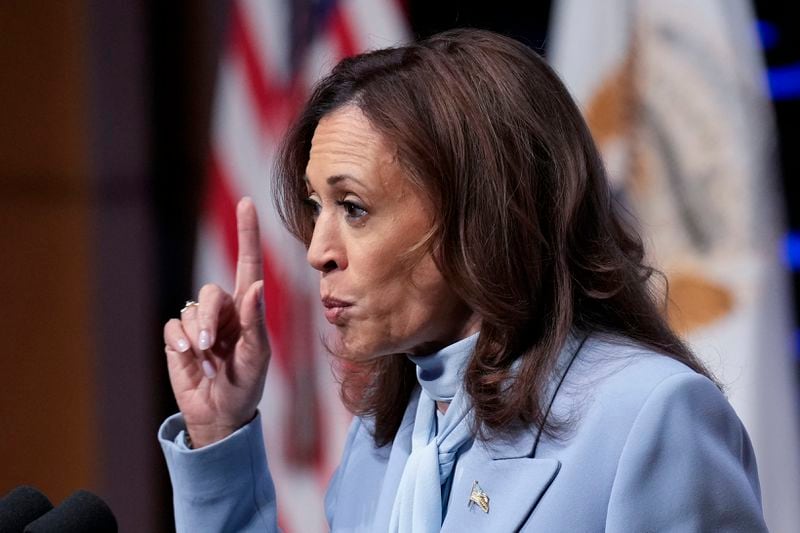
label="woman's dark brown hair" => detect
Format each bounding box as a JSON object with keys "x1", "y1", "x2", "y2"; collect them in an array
[{"x1": 274, "y1": 28, "x2": 714, "y2": 446}]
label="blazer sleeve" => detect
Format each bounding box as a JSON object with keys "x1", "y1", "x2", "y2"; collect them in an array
[
  {"x1": 158, "y1": 411, "x2": 279, "y2": 533},
  {"x1": 605, "y1": 372, "x2": 768, "y2": 532}
]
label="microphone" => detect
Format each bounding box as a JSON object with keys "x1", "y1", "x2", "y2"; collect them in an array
[
  {"x1": 0, "y1": 486, "x2": 53, "y2": 533},
  {"x1": 23, "y1": 490, "x2": 117, "y2": 533}
]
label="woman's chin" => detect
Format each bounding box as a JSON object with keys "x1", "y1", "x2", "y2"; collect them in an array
[
  {"x1": 326, "y1": 327, "x2": 394, "y2": 362},
  {"x1": 339, "y1": 339, "x2": 379, "y2": 362},
  {"x1": 323, "y1": 327, "x2": 360, "y2": 359}
]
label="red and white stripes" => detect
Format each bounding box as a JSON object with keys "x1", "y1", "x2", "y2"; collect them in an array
[{"x1": 197, "y1": 1, "x2": 408, "y2": 531}]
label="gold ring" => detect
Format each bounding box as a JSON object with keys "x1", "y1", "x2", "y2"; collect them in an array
[{"x1": 181, "y1": 300, "x2": 199, "y2": 314}]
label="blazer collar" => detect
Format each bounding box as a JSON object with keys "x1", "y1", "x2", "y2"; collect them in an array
[
  {"x1": 438, "y1": 333, "x2": 588, "y2": 531},
  {"x1": 442, "y1": 437, "x2": 560, "y2": 532},
  {"x1": 481, "y1": 330, "x2": 587, "y2": 462}
]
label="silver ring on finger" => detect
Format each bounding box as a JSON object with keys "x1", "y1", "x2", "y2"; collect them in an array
[{"x1": 181, "y1": 300, "x2": 200, "y2": 314}]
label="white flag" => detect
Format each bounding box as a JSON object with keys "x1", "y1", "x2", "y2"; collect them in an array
[{"x1": 549, "y1": 1, "x2": 800, "y2": 530}]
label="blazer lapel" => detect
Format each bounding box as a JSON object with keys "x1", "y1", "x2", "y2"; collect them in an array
[
  {"x1": 330, "y1": 391, "x2": 419, "y2": 532},
  {"x1": 442, "y1": 430, "x2": 560, "y2": 533}
]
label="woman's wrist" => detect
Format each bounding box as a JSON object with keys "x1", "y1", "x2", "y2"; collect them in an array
[
  {"x1": 185, "y1": 411, "x2": 258, "y2": 449},
  {"x1": 184, "y1": 425, "x2": 236, "y2": 449}
]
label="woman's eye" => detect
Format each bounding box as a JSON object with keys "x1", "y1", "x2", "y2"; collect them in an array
[
  {"x1": 302, "y1": 198, "x2": 321, "y2": 220},
  {"x1": 337, "y1": 200, "x2": 368, "y2": 220}
]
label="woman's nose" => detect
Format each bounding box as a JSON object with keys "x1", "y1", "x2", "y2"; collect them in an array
[{"x1": 306, "y1": 215, "x2": 346, "y2": 274}]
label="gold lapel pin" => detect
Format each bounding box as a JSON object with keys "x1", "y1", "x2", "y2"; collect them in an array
[{"x1": 469, "y1": 480, "x2": 490, "y2": 513}]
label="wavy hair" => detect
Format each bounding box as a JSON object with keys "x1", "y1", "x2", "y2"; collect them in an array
[{"x1": 274, "y1": 28, "x2": 715, "y2": 446}]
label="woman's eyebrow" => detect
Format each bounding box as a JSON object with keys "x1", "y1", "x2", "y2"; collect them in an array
[{"x1": 304, "y1": 174, "x2": 367, "y2": 188}]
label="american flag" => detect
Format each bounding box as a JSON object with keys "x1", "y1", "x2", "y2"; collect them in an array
[{"x1": 195, "y1": 1, "x2": 408, "y2": 531}]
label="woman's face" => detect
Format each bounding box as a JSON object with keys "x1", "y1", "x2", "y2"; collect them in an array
[{"x1": 304, "y1": 105, "x2": 479, "y2": 359}]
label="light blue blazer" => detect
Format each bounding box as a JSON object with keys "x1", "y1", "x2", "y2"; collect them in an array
[{"x1": 159, "y1": 335, "x2": 767, "y2": 531}]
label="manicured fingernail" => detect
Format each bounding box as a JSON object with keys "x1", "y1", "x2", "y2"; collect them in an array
[
  {"x1": 202, "y1": 359, "x2": 217, "y2": 379},
  {"x1": 177, "y1": 338, "x2": 190, "y2": 352},
  {"x1": 198, "y1": 330, "x2": 211, "y2": 350}
]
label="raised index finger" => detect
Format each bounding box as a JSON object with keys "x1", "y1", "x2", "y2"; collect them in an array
[{"x1": 234, "y1": 197, "x2": 263, "y2": 299}]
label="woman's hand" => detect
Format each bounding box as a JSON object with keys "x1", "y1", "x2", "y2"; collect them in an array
[{"x1": 163, "y1": 197, "x2": 271, "y2": 448}]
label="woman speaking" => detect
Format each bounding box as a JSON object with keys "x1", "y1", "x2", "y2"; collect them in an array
[{"x1": 158, "y1": 29, "x2": 767, "y2": 531}]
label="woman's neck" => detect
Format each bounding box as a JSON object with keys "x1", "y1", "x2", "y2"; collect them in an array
[{"x1": 407, "y1": 332, "x2": 479, "y2": 409}]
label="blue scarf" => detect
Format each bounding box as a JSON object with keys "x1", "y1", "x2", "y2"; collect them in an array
[{"x1": 388, "y1": 333, "x2": 478, "y2": 533}]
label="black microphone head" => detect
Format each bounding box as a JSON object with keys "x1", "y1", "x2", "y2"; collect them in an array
[
  {"x1": 23, "y1": 490, "x2": 117, "y2": 533},
  {"x1": 0, "y1": 486, "x2": 53, "y2": 533}
]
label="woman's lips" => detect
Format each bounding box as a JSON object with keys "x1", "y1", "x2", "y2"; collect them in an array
[{"x1": 321, "y1": 297, "x2": 353, "y2": 324}]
